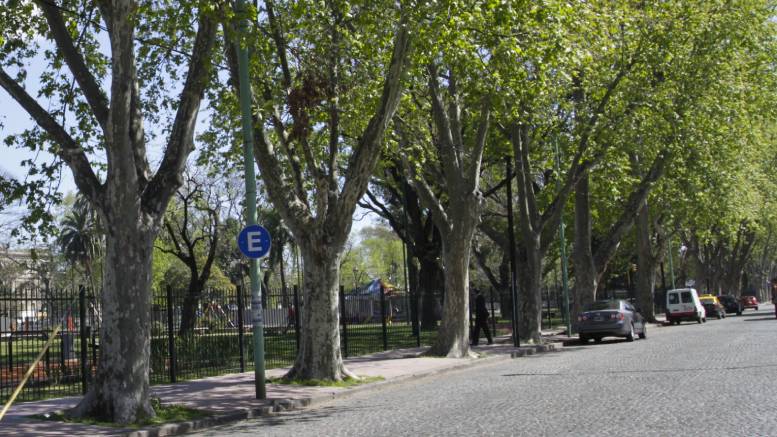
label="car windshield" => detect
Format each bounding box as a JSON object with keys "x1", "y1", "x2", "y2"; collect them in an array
[
  {"x1": 719, "y1": 296, "x2": 733, "y2": 303},
  {"x1": 585, "y1": 301, "x2": 620, "y2": 311},
  {"x1": 700, "y1": 298, "x2": 714, "y2": 305}
]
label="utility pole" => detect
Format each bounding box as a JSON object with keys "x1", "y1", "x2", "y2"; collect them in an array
[
  {"x1": 505, "y1": 156, "x2": 520, "y2": 347},
  {"x1": 668, "y1": 241, "x2": 676, "y2": 289},
  {"x1": 554, "y1": 140, "x2": 572, "y2": 337},
  {"x1": 235, "y1": 0, "x2": 266, "y2": 400}
]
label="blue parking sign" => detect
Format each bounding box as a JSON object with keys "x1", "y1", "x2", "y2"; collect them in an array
[{"x1": 238, "y1": 225, "x2": 271, "y2": 259}]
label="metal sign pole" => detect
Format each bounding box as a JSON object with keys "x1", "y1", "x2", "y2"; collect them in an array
[
  {"x1": 235, "y1": 0, "x2": 265, "y2": 400},
  {"x1": 554, "y1": 140, "x2": 572, "y2": 337}
]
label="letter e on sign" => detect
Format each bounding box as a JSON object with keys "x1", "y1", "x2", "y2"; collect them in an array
[{"x1": 238, "y1": 225, "x2": 271, "y2": 259}]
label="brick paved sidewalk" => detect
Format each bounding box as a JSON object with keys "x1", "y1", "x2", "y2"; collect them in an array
[{"x1": 3, "y1": 338, "x2": 562, "y2": 437}]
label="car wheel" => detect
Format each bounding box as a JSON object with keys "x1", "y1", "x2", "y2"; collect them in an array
[
  {"x1": 696, "y1": 315, "x2": 702, "y2": 324},
  {"x1": 594, "y1": 337, "x2": 602, "y2": 343},
  {"x1": 638, "y1": 324, "x2": 647, "y2": 339},
  {"x1": 755, "y1": 306, "x2": 759, "y2": 311},
  {"x1": 737, "y1": 311, "x2": 742, "y2": 316},
  {"x1": 626, "y1": 324, "x2": 635, "y2": 342},
  {"x1": 717, "y1": 312, "x2": 722, "y2": 319},
  {"x1": 702, "y1": 317, "x2": 706, "y2": 323},
  {"x1": 579, "y1": 335, "x2": 588, "y2": 344}
]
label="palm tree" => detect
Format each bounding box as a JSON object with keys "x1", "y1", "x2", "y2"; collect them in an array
[{"x1": 58, "y1": 196, "x2": 102, "y2": 290}]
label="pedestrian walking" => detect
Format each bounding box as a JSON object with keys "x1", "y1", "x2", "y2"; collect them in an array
[
  {"x1": 771, "y1": 277, "x2": 777, "y2": 319},
  {"x1": 471, "y1": 289, "x2": 493, "y2": 346}
]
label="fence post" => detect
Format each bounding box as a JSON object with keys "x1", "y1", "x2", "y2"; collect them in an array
[
  {"x1": 546, "y1": 286, "x2": 552, "y2": 329},
  {"x1": 236, "y1": 285, "x2": 246, "y2": 373},
  {"x1": 339, "y1": 286, "x2": 348, "y2": 358},
  {"x1": 379, "y1": 286, "x2": 388, "y2": 351},
  {"x1": 292, "y1": 285, "x2": 301, "y2": 350},
  {"x1": 7, "y1": 333, "x2": 12, "y2": 371},
  {"x1": 79, "y1": 286, "x2": 88, "y2": 394},
  {"x1": 413, "y1": 289, "x2": 420, "y2": 347},
  {"x1": 165, "y1": 285, "x2": 177, "y2": 383}
]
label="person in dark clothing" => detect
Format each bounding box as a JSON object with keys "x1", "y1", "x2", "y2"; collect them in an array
[
  {"x1": 771, "y1": 277, "x2": 777, "y2": 319},
  {"x1": 471, "y1": 289, "x2": 493, "y2": 345}
]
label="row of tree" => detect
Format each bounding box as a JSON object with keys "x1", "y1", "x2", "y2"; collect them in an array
[{"x1": 1, "y1": 0, "x2": 775, "y2": 424}]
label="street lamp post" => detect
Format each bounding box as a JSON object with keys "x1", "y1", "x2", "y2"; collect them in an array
[
  {"x1": 553, "y1": 140, "x2": 572, "y2": 337},
  {"x1": 234, "y1": 0, "x2": 265, "y2": 400},
  {"x1": 505, "y1": 156, "x2": 520, "y2": 347}
]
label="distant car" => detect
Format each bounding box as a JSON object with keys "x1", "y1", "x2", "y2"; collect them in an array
[
  {"x1": 577, "y1": 299, "x2": 647, "y2": 343},
  {"x1": 699, "y1": 295, "x2": 725, "y2": 319},
  {"x1": 739, "y1": 295, "x2": 759, "y2": 311},
  {"x1": 717, "y1": 295, "x2": 742, "y2": 315},
  {"x1": 666, "y1": 288, "x2": 706, "y2": 324}
]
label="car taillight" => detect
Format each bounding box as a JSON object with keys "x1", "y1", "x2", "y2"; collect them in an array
[{"x1": 610, "y1": 312, "x2": 625, "y2": 321}]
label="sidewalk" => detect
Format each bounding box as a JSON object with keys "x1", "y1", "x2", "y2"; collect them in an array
[{"x1": 3, "y1": 336, "x2": 563, "y2": 437}]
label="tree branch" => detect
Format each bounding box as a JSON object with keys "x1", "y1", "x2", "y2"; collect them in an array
[
  {"x1": 142, "y1": 11, "x2": 219, "y2": 216},
  {"x1": 335, "y1": 12, "x2": 412, "y2": 236},
  {"x1": 0, "y1": 68, "x2": 103, "y2": 204},
  {"x1": 37, "y1": 0, "x2": 110, "y2": 133}
]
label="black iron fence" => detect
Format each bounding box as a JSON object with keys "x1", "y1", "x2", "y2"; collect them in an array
[
  {"x1": 0, "y1": 286, "x2": 100, "y2": 403},
  {"x1": 1, "y1": 284, "x2": 446, "y2": 403}
]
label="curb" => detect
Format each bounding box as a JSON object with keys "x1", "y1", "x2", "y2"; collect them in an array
[{"x1": 124, "y1": 342, "x2": 563, "y2": 437}]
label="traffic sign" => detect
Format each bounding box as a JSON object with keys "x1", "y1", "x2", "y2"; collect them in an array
[{"x1": 238, "y1": 225, "x2": 271, "y2": 259}]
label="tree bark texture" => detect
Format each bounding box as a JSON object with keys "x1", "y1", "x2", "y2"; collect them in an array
[
  {"x1": 516, "y1": 235, "x2": 544, "y2": 344},
  {"x1": 69, "y1": 214, "x2": 158, "y2": 423},
  {"x1": 572, "y1": 174, "x2": 597, "y2": 320},
  {"x1": 635, "y1": 201, "x2": 658, "y2": 322},
  {"x1": 285, "y1": 242, "x2": 352, "y2": 380},
  {"x1": 430, "y1": 236, "x2": 473, "y2": 356}
]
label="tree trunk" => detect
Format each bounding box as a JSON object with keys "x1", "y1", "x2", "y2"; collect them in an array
[
  {"x1": 407, "y1": 256, "x2": 420, "y2": 335},
  {"x1": 572, "y1": 174, "x2": 597, "y2": 320},
  {"x1": 69, "y1": 215, "x2": 157, "y2": 424},
  {"x1": 517, "y1": 236, "x2": 544, "y2": 344},
  {"x1": 429, "y1": 234, "x2": 472, "y2": 357},
  {"x1": 635, "y1": 202, "x2": 658, "y2": 322},
  {"x1": 285, "y1": 242, "x2": 352, "y2": 380},
  {"x1": 419, "y1": 256, "x2": 442, "y2": 329},
  {"x1": 178, "y1": 276, "x2": 206, "y2": 336},
  {"x1": 498, "y1": 252, "x2": 512, "y2": 321}
]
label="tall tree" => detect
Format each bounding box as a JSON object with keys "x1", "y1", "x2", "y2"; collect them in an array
[
  {"x1": 219, "y1": 1, "x2": 413, "y2": 380},
  {"x1": 0, "y1": 0, "x2": 219, "y2": 423},
  {"x1": 401, "y1": 63, "x2": 491, "y2": 357}
]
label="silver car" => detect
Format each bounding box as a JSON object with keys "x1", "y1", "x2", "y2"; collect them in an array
[{"x1": 577, "y1": 299, "x2": 647, "y2": 343}]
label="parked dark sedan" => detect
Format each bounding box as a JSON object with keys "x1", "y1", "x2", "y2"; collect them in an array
[
  {"x1": 717, "y1": 295, "x2": 742, "y2": 315},
  {"x1": 577, "y1": 299, "x2": 647, "y2": 343}
]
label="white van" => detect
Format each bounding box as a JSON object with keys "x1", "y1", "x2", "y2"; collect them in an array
[{"x1": 666, "y1": 288, "x2": 706, "y2": 324}]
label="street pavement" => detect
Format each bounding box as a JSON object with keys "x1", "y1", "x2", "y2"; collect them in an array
[{"x1": 192, "y1": 304, "x2": 777, "y2": 437}]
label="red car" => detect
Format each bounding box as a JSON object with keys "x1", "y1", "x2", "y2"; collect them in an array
[{"x1": 739, "y1": 295, "x2": 759, "y2": 311}]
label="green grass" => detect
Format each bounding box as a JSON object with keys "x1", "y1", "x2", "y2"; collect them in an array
[
  {"x1": 268, "y1": 375, "x2": 384, "y2": 388},
  {"x1": 31, "y1": 398, "x2": 210, "y2": 429}
]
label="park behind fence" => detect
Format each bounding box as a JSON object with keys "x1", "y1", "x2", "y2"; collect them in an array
[{"x1": 1, "y1": 284, "x2": 470, "y2": 403}]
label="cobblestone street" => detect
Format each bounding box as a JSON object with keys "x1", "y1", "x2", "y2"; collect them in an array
[{"x1": 194, "y1": 304, "x2": 777, "y2": 437}]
